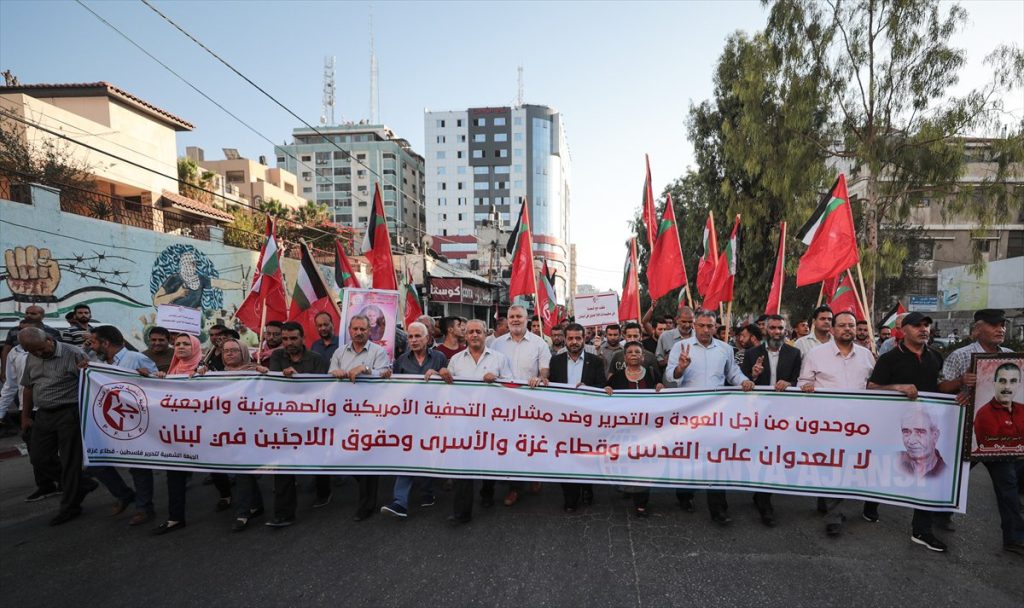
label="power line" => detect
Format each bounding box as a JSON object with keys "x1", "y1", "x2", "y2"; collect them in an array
[{"x1": 0, "y1": 108, "x2": 351, "y2": 244}]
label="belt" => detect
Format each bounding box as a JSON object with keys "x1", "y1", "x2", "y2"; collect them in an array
[{"x1": 42, "y1": 403, "x2": 78, "y2": 413}]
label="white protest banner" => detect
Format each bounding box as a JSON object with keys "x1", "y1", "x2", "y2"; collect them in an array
[
  {"x1": 154, "y1": 305, "x2": 202, "y2": 336},
  {"x1": 572, "y1": 291, "x2": 619, "y2": 327},
  {"x1": 81, "y1": 364, "x2": 969, "y2": 512}
]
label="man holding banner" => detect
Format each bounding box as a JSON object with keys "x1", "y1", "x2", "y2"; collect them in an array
[
  {"x1": 665, "y1": 310, "x2": 755, "y2": 524},
  {"x1": 798, "y1": 311, "x2": 877, "y2": 536}
]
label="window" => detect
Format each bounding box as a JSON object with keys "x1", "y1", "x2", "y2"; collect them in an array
[
  {"x1": 495, "y1": 181, "x2": 509, "y2": 190},
  {"x1": 456, "y1": 119, "x2": 463, "y2": 127},
  {"x1": 276, "y1": 156, "x2": 285, "y2": 164},
  {"x1": 437, "y1": 135, "x2": 446, "y2": 143},
  {"x1": 457, "y1": 197, "x2": 467, "y2": 206},
  {"x1": 457, "y1": 166, "x2": 467, "y2": 174},
  {"x1": 494, "y1": 133, "x2": 508, "y2": 142},
  {"x1": 459, "y1": 135, "x2": 467, "y2": 143},
  {"x1": 436, "y1": 151, "x2": 446, "y2": 159},
  {"x1": 357, "y1": 185, "x2": 368, "y2": 194},
  {"x1": 356, "y1": 153, "x2": 366, "y2": 160},
  {"x1": 440, "y1": 182, "x2": 447, "y2": 190},
  {"x1": 514, "y1": 148, "x2": 523, "y2": 157},
  {"x1": 384, "y1": 184, "x2": 397, "y2": 192},
  {"x1": 913, "y1": 240, "x2": 934, "y2": 260},
  {"x1": 358, "y1": 200, "x2": 367, "y2": 207},
  {"x1": 513, "y1": 180, "x2": 524, "y2": 189},
  {"x1": 436, "y1": 119, "x2": 446, "y2": 128},
  {"x1": 334, "y1": 183, "x2": 351, "y2": 192},
  {"x1": 437, "y1": 166, "x2": 447, "y2": 175},
  {"x1": 975, "y1": 238, "x2": 992, "y2": 253},
  {"x1": 473, "y1": 117, "x2": 486, "y2": 127},
  {"x1": 315, "y1": 152, "x2": 330, "y2": 165},
  {"x1": 1009, "y1": 230, "x2": 1024, "y2": 258},
  {"x1": 472, "y1": 150, "x2": 484, "y2": 159},
  {"x1": 473, "y1": 166, "x2": 489, "y2": 175},
  {"x1": 474, "y1": 197, "x2": 489, "y2": 205},
  {"x1": 315, "y1": 168, "x2": 330, "y2": 178},
  {"x1": 357, "y1": 170, "x2": 367, "y2": 178},
  {"x1": 457, "y1": 150, "x2": 464, "y2": 159},
  {"x1": 494, "y1": 166, "x2": 511, "y2": 174},
  {"x1": 333, "y1": 151, "x2": 346, "y2": 160},
  {"x1": 514, "y1": 133, "x2": 523, "y2": 141},
  {"x1": 438, "y1": 197, "x2": 447, "y2": 206},
  {"x1": 911, "y1": 277, "x2": 937, "y2": 294},
  {"x1": 317, "y1": 184, "x2": 332, "y2": 192},
  {"x1": 474, "y1": 133, "x2": 487, "y2": 143},
  {"x1": 383, "y1": 153, "x2": 396, "y2": 160},
  {"x1": 474, "y1": 181, "x2": 489, "y2": 191},
  {"x1": 458, "y1": 213, "x2": 464, "y2": 221},
  {"x1": 494, "y1": 117, "x2": 507, "y2": 126},
  {"x1": 513, "y1": 164, "x2": 523, "y2": 173},
  {"x1": 495, "y1": 149, "x2": 509, "y2": 158},
  {"x1": 302, "y1": 187, "x2": 312, "y2": 194},
  {"x1": 334, "y1": 167, "x2": 351, "y2": 176},
  {"x1": 301, "y1": 155, "x2": 312, "y2": 162},
  {"x1": 513, "y1": 117, "x2": 523, "y2": 125},
  {"x1": 301, "y1": 171, "x2": 312, "y2": 179}
]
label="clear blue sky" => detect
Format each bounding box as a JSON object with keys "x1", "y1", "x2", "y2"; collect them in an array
[{"x1": 2, "y1": 0, "x2": 1021, "y2": 290}]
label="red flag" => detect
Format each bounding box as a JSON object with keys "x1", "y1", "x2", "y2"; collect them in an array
[
  {"x1": 236, "y1": 216, "x2": 288, "y2": 331},
  {"x1": 505, "y1": 200, "x2": 537, "y2": 300},
  {"x1": 287, "y1": 241, "x2": 339, "y2": 348},
  {"x1": 403, "y1": 264, "x2": 423, "y2": 329},
  {"x1": 360, "y1": 183, "x2": 398, "y2": 290},
  {"x1": 334, "y1": 240, "x2": 361, "y2": 289},
  {"x1": 646, "y1": 193, "x2": 688, "y2": 300},
  {"x1": 829, "y1": 273, "x2": 866, "y2": 320},
  {"x1": 795, "y1": 174, "x2": 860, "y2": 286},
  {"x1": 703, "y1": 214, "x2": 740, "y2": 310},
  {"x1": 619, "y1": 239, "x2": 641, "y2": 322},
  {"x1": 764, "y1": 221, "x2": 786, "y2": 315},
  {"x1": 822, "y1": 275, "x2": 840, "y2": 305},
  {"x1": 696, "y1": 211, "x2": 719, "y2": 298},
  {"x1": 641, "y1": 154, "x2": 658, "y2": 249}
]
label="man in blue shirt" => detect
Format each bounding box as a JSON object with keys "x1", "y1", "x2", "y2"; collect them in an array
[
  {"x1": 665, "y1": 310, "x2": 754, "y2": 525},
  {"x1": 310, "y1": 312, "x2": 340, "y2": 361},
  {"x1": 88, "y1": 325, "x2": 158, "y2": 524},
  {"x1": 381, "y1": 321, "x2": 448, "y2": 519}
]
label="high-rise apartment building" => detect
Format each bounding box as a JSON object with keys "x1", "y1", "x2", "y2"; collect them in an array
[
  {"x1": 424, "y1": 105, "x2": 572, "y2": 296},
  {"x1": 275, "y1": 123, "x2": 425, "y2": 248}
]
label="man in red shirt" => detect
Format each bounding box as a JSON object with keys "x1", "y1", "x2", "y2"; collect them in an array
[{"x1": 974, "y1": 362, "x2": 1024, "y2": 454}]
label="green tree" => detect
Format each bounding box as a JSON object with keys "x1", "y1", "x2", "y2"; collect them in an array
[
  {"x1": 762, "y1": 0, "x2": 1024, "y2": 310},
  {"x1": 177, "y1": 157, "x2": 216, "y2": 204}
]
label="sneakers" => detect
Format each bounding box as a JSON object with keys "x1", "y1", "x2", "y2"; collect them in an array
[
  {"x1": 381, "y1": 502, "x2": 408, "y2": 518},
  {"x1": 503, "y1": 489, "x2": 519, "y2": 507},
  {"x1": 862, "y1": 503, "x2": 879, "y2": 523},
  {"x1": 1003, "y1": 542, "x2": 1024, "y2": 556},
  {"x1": 312, "y1": 492, "x2": 332, "y2": 509},
  {"x1": 25, "y1": 487, "x2": 60, "y2": 502},
  {"x1": 419, "y1": 494, "x2": 436, "y2": 508},
  {"x1": 49, "y1": 508, "x2": 82, "y2": 526},
  {"x1": 265, "y1": 517, "x2": 295, "y2": 528},
  {"x1": 911, "y1": 533, "x2": 947, "y2": 552}
]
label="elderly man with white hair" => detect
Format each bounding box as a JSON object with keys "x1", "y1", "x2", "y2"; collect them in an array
[{"x1": 380, "y1": 322, "x2": 450, "y2": 519}]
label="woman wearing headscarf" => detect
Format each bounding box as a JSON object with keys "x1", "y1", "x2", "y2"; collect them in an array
[{"x1": 196, "y1": 339, "x2": 268, "y2": 531}]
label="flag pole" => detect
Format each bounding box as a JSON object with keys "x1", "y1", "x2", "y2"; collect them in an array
[
  {"x1": 525, "y1": 199, "x2": 543, "y2": 335},
  {"x1": 256, "y1": 301, "x2": 268, "y2": 365},
  {"x1": 724, "y1": 300, "x2": 733, "y2": 344},
  {"x1": 852, "y1": 263, "x2": 877, "y2": 355},
  {"x1": 815, "y1": 282, "x2": 825, "y2": 308},
  {"x1": 626, "y1": 236, "x2": 634, "y2": 321}
]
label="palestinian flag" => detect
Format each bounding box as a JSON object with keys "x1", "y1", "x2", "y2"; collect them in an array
[
  {"x1": 287, "y1": 241, "x2": 339, "y2": 348},
  {"x1": 646, "y1": 193, "x2": 687, "y2": 301},
  {"x1": 641, "y1": 154, "x2": 658, "y2": 249},
  {"x1": 506, "y1": 200, "x2": 537, "y2": 300},
  {"x1": 764, "y1": 221, "x2": 786, "y2": 315},
  {"x1": 402, "y1": 263, "x2": 423, "y2": 329},
  {"x1": 702, "y1": 214, "x2": 740, "y2": 310},
  {"x1": 361, "y1": 183, "x2": 398, "y2": 290},
  {"x1": 236, "y1": 215, "x2": 288, "y2": 332},
  {"x1": 796, "y1": 174, "x2": 859, "y2": 286},
  {"x1": 829, "y1": 273, "x2": 865, "y2": 321},
  {"x1": 618, "y1": 238, "x2": 640, "y2": 322},
  {"x1": 334, "y1": 240, "x2": 361, "y2": 289},
  {"x1": 536, "y1": 260, "x2": 557, "y2": 335},
  {"x1": 880, "y1": 301, "x2": 907, "y2": 330},
  {"x1": 696, "y1": 211, "x2": 719, "y2": 298}
]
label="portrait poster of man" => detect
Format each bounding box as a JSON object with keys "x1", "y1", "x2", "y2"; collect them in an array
[
  {"x1": 340, "y1": 288, "x2": 400, "y2": 360},
  {"x1": 969, "y1": 353, "x2": 1024, "y2": 460}
]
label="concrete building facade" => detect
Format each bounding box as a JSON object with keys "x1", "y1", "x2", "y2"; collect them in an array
[
  {"x1": 187, "y1": 146, "x2": 308, "y2": 211},
  {"x1": 274, "y1": 123, "x2": 425, "y2": 250}
]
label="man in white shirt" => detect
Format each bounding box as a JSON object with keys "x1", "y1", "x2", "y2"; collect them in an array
[
  {"x1": 439, "y1": 319, "x2": 512, "y2": 524},
  {"x1": 795, "y1": 305, "x2": 835, "y2": 358},
  {"x1": 329, "y1": 314, "x2": 393, "y2": 522},
  {"x1": 656, "y1": 306, "x2": 694, "y2": 370},
  {"x1": 798, "y1": 310, "x2": 876, "y2": 537}
]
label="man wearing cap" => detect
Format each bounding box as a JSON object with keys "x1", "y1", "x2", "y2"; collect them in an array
[
  {"x1": 937, "y1": 308, "x2": 1023, "y2": 557},
  {"x1": 867, "y1": 312, "x2": 952, "y2": 552}
]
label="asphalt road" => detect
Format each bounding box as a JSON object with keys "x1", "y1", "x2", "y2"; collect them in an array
[{"x1": 1, "y1": 453, "x2": 1021, "y2": 607}]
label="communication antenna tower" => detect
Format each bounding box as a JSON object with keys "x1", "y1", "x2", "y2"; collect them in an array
[{"x1": 321, "y1": 56, "x2": 336, "y2": 126}]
